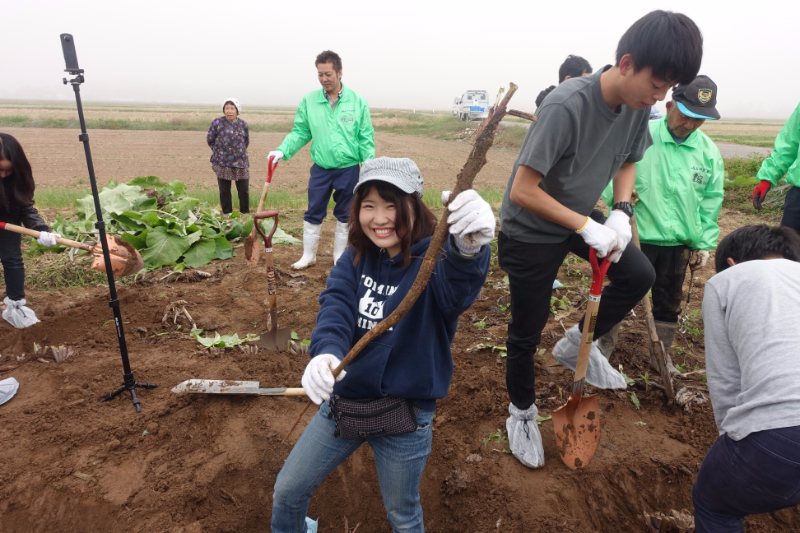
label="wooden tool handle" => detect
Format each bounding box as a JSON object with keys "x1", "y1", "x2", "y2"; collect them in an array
[
  {"x1": 260, "y1": 388, "x2": 306, "y2": 396},
  {"x1": 0, "y1": 221, "x2": 90, "y2": 251}
]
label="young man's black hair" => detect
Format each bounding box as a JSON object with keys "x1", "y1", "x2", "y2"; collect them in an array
[
  {"x1": 616, "y1": 10, "x2": 703, "y2": 85},
  {"x1": 558, "y1": 55, "x2": 593, "y2": 84},
  {"x1": 715, "y1": 224, "x2": 800, "y2": 273}
]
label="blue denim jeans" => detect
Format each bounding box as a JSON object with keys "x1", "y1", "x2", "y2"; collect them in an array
[
  {"x1": 272, "y1": 400, "x2": 434, "y2": 533},
  {"x1": 304, "y1": 164, "x2": 360, "y2": 225},
  {"x1": 692, "y1": 426, "x2": 800, "y2": 532},
  {"x1": 780, "y1": 185, "x2": 800, "y2": 235}
]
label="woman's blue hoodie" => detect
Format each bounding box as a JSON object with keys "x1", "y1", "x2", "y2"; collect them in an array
[{"x1": 309, "y1": 235, "x2": 490, "y2": 411}]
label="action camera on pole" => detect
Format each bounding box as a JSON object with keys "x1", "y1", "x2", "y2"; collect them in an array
[{"x1": 60, "y1": 33, "x2": 158, "y2": 413}]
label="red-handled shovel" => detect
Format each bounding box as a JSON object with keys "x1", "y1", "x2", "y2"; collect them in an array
[
  {"x1": 253, "y1": 210, "x2": 292, "y2": 352},
  {"x1": 552, "y1": 248, "x2": 611, "y2": 470},
  {"x1": 244, "y1": 156, "x2": 278, "y2": 266}
]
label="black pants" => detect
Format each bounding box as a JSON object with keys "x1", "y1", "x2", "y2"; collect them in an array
[
  {"x1": 0, "y1": 225, "x2": 25, "y2": 301},
  {"x1": 781, "y1": 186, "x2": 800, "y2": 235},
  {"x1": 498, "y1": 231, "x2": 655, "y2": 409},
  {"x1": 693, "y1": 426, "x2": 800, "y2": 532},
  {"x1": 217, "y1": 179, "x2": 250, "y2": 214},
  {"x1": 640, "y1": 243, "x2": 691, "y2": 323}
]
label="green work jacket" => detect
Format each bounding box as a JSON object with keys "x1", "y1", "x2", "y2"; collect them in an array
[
  {"x1": 602, "y1": 118, "x2": 724, "y2": 250},
  {"x1": 277, "y1": 84, "x2": 375, "y2": 169},
  {"x1": 756, "y1": 101, "x2": 800, "y2": 188}
]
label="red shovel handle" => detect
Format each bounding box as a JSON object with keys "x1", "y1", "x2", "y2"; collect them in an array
[{"x1": 589, "y1": 248, "x2": 611, "y2": 297}]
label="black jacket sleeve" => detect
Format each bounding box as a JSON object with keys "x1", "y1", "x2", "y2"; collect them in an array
[{"x1": 19, "y1": 202, "x2": 49, "y2": 232}]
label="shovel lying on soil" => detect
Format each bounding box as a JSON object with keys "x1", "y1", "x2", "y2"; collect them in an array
[
  {"x1": 172, "y1": 379, "x2": 305, "y2": 396},
  {"x1": 254, "y1": 210, "x2": 292, "y2": 352},
  {"x1": 0, "y1": 221, "x2": 144, "y2": 276},
  {"x1": 553, "y1": 248, "x2": 610, "y2": 470},
  {"x1": 244, "y1": 156, "x2": 279, "y2": 266}
]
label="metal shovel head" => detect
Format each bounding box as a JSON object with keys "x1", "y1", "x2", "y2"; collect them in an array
[
  {"x1": 172, "y1": 379, "x2": 304, "y2": 396},
  {"x1": 260, "y1": 325, "x2": 292, "y2": 352},
  {"x1": 243, "y1": 227, "x2": 260, "y2": 266},
  {"x1": 90, "y1": 235, "x2": 144, "y2": 276},
  {"x1": 552, "y1": 385, "x2": 601, "y2": 470}
]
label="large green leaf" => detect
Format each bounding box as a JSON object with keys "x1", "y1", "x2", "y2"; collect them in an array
[
  {"x1": 76, "y1": 182, "x2": 146, "y2": 220},
  {"x1": 141, "y1": 227, "x2": 190, "y2": 268},
  {"x1": 183, "y1": 239, "x2": 216, "y2": 268},
  {"x1": 165, "y1": 180, "x2": 188, "y2": 198},
  {"x1": 120, "y1": 231, "x2": 147, "y2": 250},
  {"x1": 127, "y1": 176, "x2": 164, "y2": 189},
  {"x1": 187, "y1": 229, "x2": 203, "y2": 245},
  {"x1": 141, "y1": 211, "x2": 163, "y2": 227},
  {"x1": 213, "y1": 236, "x2": 233, "y2": 260},
  {"x1": 225, "y1": 220, "x2": 244, "y2": 241}
]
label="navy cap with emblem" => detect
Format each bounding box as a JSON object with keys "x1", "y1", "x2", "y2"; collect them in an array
[{"x1": 672, "y1": 75, "x2": 720, "y2": 120}]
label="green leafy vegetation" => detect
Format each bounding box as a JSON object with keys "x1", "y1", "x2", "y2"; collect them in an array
[{"x1": 190, "y1": 328, "x2": 258, "y2": 349}]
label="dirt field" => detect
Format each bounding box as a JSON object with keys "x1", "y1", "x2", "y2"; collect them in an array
[
  {"x1": 0, "y1": 127, "x2": 520, "y2": 194},
  {"x1": 1, "y1": 204, "x2": 797, "y2": 532}
]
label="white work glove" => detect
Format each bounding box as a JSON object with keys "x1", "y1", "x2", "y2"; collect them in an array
[
  {"x1": 442, "y1": 190, "x2": 496, "y2": 254},
  {"x1": 603, "y1": 211, "x2": 632, "y2": 263},
  {"x1": 552, "y1": 324, "x2": 627, "y2": 389},
  {"x1": 268, "y1": 150, "x2": 284, "y2": 164},
  {"x1": 576, "y1": 218, "x2": 622, "y2": 261},
  {"x1": 36, "y1": 231, "x2": 60, "y2": 247},
  {"x1": 506, "y1": 403, "x2": 545, "y2": 469},
  {"x1": 2, "y1": 297, "x2": 40, "y2": 329},
  {"x1": 301, "y1": 354, "x2": 346, "y2": 405},
  {"x1": 689, "y1": 249, "x2": 709, "y2": 271}
]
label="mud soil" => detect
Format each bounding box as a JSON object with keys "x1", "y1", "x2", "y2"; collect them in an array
[{"x1": 1, "y1": 207, "x2": 797, "y2": 533}]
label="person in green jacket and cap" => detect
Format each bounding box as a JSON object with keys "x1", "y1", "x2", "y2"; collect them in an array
[
  {"x1": 752, "y1": 101, "x2": 800, "y2": 235},
  {"x1": 599, "y1": 75, "x2": 724, "y2": 373},
  {"x1": 269, "y1": 50, "x2": 375, "y2": 270}
]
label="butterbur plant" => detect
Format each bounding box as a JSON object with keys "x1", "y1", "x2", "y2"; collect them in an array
[{"x1": 51, "y1": 345, "x2": 75, "y2": 363}]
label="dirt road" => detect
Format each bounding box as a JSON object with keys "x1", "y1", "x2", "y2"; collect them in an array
[{"x1": 3, "y1": 127, "x2": 520, "y2": 192}]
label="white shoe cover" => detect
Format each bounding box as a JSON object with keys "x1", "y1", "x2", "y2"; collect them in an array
[
  {"x1": 304, "y1": 516, "x2": 318, "y2": 533},
  {"x1": 0, "y1": 377, "x2": 20, "y2": 406},
  {"x1": 292, "y1": 221, "x2": 321, "y2": 270},
  {"x1": 332, "y1": 221, "x2": 349, "y2": 266},
  {"x1": 2, "y1": 297, "x2": 40, "y2": 329},
  {"x1": 506, "y1": 403, "x2": 545, "y2": 469},
  {"x1": 552, "y1": 325, "x2": 627, "y2": 389}
]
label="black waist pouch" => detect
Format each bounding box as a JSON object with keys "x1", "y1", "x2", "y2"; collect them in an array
[{"x1": 328, "y1": 395, "x2": 420, "y2": 440}]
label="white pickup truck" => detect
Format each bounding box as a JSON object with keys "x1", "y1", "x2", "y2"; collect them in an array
[{"x1": 452, "y1": 90, "x2": 490, "y2": 121}]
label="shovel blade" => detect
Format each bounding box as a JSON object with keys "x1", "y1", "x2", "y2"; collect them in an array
[
  {"x1": 260, "y1": 327, "x2": 292, "y2": 352},
  {"x1": 172, "y1": 379, "x2": 261, "y2": 394},
  {"x1": 552, "y1": 391, "x2": 601, "y2": 470},
  {"x1": 244, "y1": 228, "x2": 260, "y2": 266},
  {"x1": 90, "y1": 235, "x2": 144, "y2": 276}
]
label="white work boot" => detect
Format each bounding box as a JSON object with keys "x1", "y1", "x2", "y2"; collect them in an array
[
  {"x1": 332, "y1": 220, "x2": 350, "y2": 266},
  {"x1": 291, "y1": 221, "x2": 321, "y2": 270}
]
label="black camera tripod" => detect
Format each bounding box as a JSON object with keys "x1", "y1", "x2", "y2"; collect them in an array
[{"x1": 60, "y1": 33, "x2": 158, "y2": 413}]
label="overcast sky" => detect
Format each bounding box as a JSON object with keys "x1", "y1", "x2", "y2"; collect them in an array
[{"x1": 3, "y1": 0, "x2": 798, "y2": 120}]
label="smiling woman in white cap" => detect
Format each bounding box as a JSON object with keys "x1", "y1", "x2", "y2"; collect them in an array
[
  {"x1": 206, "y1": 98, "x2": 250, "y2": 215},
  {"x1": 271, "y1": 156, "x2": 496, "y2": 533}
]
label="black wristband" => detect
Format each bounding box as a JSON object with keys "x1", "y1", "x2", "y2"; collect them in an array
[{"x1": 612, "y1": 201, "x2": 634, "y2": 218}]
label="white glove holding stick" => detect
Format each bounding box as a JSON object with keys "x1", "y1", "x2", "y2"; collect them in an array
[
  {"x1": 268, "y1": 150, "x2": 284, "y2": 164},
  {"x1": 301, "y1": 354, "x2": 346, "y2": 405},
  {"x1": 602, "y1": 211, "x2": 632, "y2": 263},
  {"x1": 576, "y1": 217, "x2": 622, "y2": 261},
  {"x1": 36, "y1": 231, "x2": 61, "y2": 247},
  {"x1": 442, "y1": 190, "x2": 496, "y2": 254},
  {"x1": 689, "y1": 249, "x2": 709, "y2": 271}
]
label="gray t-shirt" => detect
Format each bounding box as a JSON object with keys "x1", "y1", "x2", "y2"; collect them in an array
[
  {"x1": 702, "y1": 259, "x2": 800, "y2": 440},
  {"x1": 500, "y1": 66, "x2": 652, "y2": 243}
]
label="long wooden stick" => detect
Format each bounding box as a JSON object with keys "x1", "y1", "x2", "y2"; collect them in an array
[{"x1": 282, "y1": 83, "x2": 520, "y2": 443}]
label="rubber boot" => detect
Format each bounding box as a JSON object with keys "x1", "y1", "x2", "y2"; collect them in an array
[
  {"x1": 596, "y1": 322, "x2": 621, "y2": 360},
  {"x1": 332, "y1": 221, "x2": 349, "y2": 266},
  {"x1": 649, "y1": 320, "x2": 679, "y2": 375},
  {"x1": 291, "y1": 221, "x2": 321, "y2": 270}
]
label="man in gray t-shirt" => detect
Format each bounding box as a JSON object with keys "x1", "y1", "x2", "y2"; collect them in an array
[
  {"x1": 497, "y1": 10, "x2": 705, "y2": 470},
  {"x1": 692, "y1": 224, "x2": 800, "y2": 531}
]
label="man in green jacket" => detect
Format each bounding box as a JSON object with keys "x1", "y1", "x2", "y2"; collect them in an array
[
  {"x1": 752, "y1": 101, "x2": 800, "y2": 234},
  {"x1": 269, "y1": 50, "x2": 375, "y2": 270},
  {"x1": 600, "y1": 75, "x2": 724, "y2": 373}
]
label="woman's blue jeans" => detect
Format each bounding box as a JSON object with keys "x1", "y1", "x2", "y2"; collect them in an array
[
  {"x1": 692, "y1": 426, "x2": 800, "y2": 532},
  {"x1": 272, "y1": 400, "x2": 434, "y2": 533}
]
